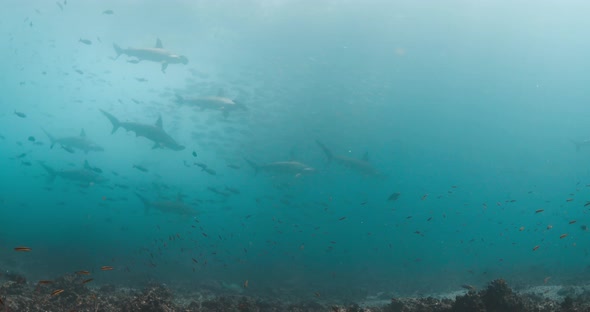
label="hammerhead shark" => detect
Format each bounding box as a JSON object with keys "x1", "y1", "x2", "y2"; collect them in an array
[
  {"x1": 244, "y1": 158, "x2": 316, "y2": 177},
  {"x1": 113, "y1": 38, "x2": 188, "y2": 73},
  {"x1": 315, "y1": 140, "x2": 383, "y2": 177},
  {"x1": 99, "y1": 109, "x2": 185, "y2": 151},
  {"x1": 135, "y1": 192, "x2": 197, "y2": 217},
  {"x1": 39, "y1": 160, "x2": 107, "y2": 184},
  {"x1": 175, "y1": 93, "x2": 247, "y2": 118},
  {"x1": 42, "y1": 128, "x2": 104, "y2": 153}
]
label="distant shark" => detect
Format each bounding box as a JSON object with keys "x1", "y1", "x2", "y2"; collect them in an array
[
  {"x1": 315, "y1": 140, "x2": 383, "y2": 177},
  {"x1": 39, "y1": 160, "x2": 107, "y2": 184},
  {"x1": 113, "y1": 38, "x2": 188, "y2": 73},
  {"x1": 100, "y1": 109, "x2": 185, "y2": 151},
  {"x1": 175, "y1": 93, "x2": 247, "y2": 118},
  {"x1": 135, "y1": 192, "x2": 197, "y2": 217},
  {"x1": 571, "y1": 139, "x2": 590, "y2": 151},
  {"x1": 244, "y1": 158, "x2": 316, "y2": 177},
  {"x1": 42, "y1": 128, "x2": 104, "y2": 153}
]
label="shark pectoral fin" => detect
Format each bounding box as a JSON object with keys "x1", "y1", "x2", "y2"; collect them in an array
[
  {"x1": 152, "y1": 143, "x2": 161, "y2": 149},
  {"x1": 155, "y1": 38, "x2": 163, "y2": 49},
  {"x1": 161, "y1": 62, "x2": 168, "y2": 73}
]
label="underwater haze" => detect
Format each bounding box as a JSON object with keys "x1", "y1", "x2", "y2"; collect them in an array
[{"x1": 2, "y1": 0, "x2": 590, "y2": 303}]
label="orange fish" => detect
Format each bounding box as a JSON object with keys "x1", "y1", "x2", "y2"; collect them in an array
[
  {"x1": 243, "y1": 280, "x2": 249, "y2": 288},
  {"x1": 51, "y1": 289, "x2": 64, "y2": 296},
  {"x1": 38, "y1": 280, "x2": 53, "y2": 285},
  {"x1": 14, "y1": 246, "x2": 32, "y2": 252},
  {"x1": 100, "y1": 266, "x2": 114, "y2": 271},
  {"x1": 76, "y1": 270, "x2": 91, "y2": 275},
  {"x1": 532, "y1": 245, "x2": 540, "y2": 251},
  {"x1": 559, "y1": 233, "x2": 568, "y2": 239},
  {"x1": 82, "y1": 278, "x2": 94, "y2": 284}
]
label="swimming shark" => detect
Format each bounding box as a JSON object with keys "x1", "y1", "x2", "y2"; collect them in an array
[
  {"x1": 135, "y1": 192, "x2": 197, "y2": 217},
  {"x1": 244, "y1": 158, "x2": 316, "y2": 177},
  {"x1": 571, "y1": 139, "x2": 590, "y2": 151},
  {"x1": 113, "y1": 38, "x2": 188, "y2": 73},
  {"x1": 99, "y1": 109, "x2": 185, "y2": 151},
  {"x1": 175, "y1": 94, "x2": 247, "y2": 118},
  {"x1": 42, "y1": 128, "x2": 104, "y2": 153},
  {"x1": 39, "y1": 160, "x2": 107, "y2": 184},
  {"x1": 315, "y1": 140, "x2": 383, "y2": 177}
]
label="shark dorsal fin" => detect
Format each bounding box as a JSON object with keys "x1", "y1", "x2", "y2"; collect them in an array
[
  {"x1": 362, "y1": 152, "x2": 369, "y2": 162},
  {"x1": 155, "y1": 115, "x2": 163, "y2": 128},
  {"x1": 155, "y1": 38, "x2": 163, "y2": 49},
  {"x1": 80, "y1": 128, "x2": 86, "y2": 137}
]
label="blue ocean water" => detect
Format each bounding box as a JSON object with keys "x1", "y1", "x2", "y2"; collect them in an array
[{"x1": 2, "y1": 0, "x2": 590, "y2": 302}]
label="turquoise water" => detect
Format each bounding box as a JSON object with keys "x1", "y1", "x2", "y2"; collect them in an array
[{"x1": 2, "y1": 0, "x2": 590, "y2": 300}]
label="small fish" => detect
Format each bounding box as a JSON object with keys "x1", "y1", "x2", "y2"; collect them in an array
[
  {"x1": 16, "y1": 153, "x2": 27, "y2": 159},
  {"x1": 21, "y1": 161, "x2": 32, "y2": 166},
  {"x1": 559, "y1": 233, "x2": 568, "y2": 239},
  {"x1": 421, "y1": 194, "x2": 428, "y2": 200},
  {"x1": 547, "y1": 225, "x2": 553, "y2": 230},
  {"x1": 460, "y1": 284, "x2": 476, "y2": 291},
  {"x1": 243, "y1": 280, "x2": 248, "y2": 288},
  {"x1": 79, "y1": 38, "x2": 92, "y2": 45},
  {"x1": 28, "y1": 136, "x2": 35, "y2": 142},
  {"x1": 133, "y1": 165, "x2": 148, "y2": 173},
  {"x1": 532, "y1": 245, "x2": 540, "y2": 251},
  {"x1": 192, "y1": 258, "x2": 198, "y2": 264},
  {"x1": 388, "y1": 192, "x2": 400, "y2": 201},
  {"x1": 14, "y1": 110, "x2": 26, "y2": 118},
  {"x1": 569, "y1": 220, "x2": 577, "y2": 224},
  {"x1": 102, "y1": 9, "x2": 114, "y2": 15},
  {"x1": 535, "y1": 209, "x2": 544, "y2": 214},
  {"x1": 100, "y1": 265, "x2": 114, "y2": 271},
  {"x1": 50, "y1": 289, "x2": 64, "y2": 296},
  {"x1": 519, "y1": 226, "x2": 525, "y2": 232},
  {"x1": 192, "y1": 151, "x2": 197, "y2": 157},
  {"x1": 338, "y1": 216, "x2": 346, "y2": 221},
  {"x1": 14, "y1": 246, "x2": 32, "y2": 252},
  {"x1": 127, "y1": 59, "x2": 140, "y2": 64},
  {"x1": 581, "y1": 225, "x2": 588, "y2": 231},
  {"x1": 227, "y1": 164, "x2": 240, "y2": 169},
  {"x1": 75, "y1": 270, "x2": 91, "y2": 275},
  {"x1": 314, "y1": 292, "x2": 321, "y2": 297},
  {"x1": 81, "y1": 278, "x2": 94, "y2": 284},
  {"x1": 38, "y1": 280, "x2": 53, "y2": 285},
  {"x1": 204, "y1": 168, "x2": 216, "y2": 175},
  {"x1": 566, "y1": 198, "x2": 574, "y2": 202},
  {"x1": 135, "y1": 77, "x2": 147, "y2": 82},
  {"x1": 585, "y1": 201, "x2": 590, "y2": 207}
]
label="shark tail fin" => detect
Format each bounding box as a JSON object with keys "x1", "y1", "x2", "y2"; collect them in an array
[
  {"x1": 315, "y1": 140, "x2": 333, "y2": 162},
  {"x1": 99, "y1": 109, "x2": 120, "y2": 134},
  {"x1": 244, "y1": 158, "x2": 259, "y2": 175},
  {"x1": 41, "y1": 128, "x2": 56, "y2": 149},
  {"x1": 113, "y1": 43, "x2": 123, "y2": 59},
  {"x1": 39, "y1": 162, "x2": 57, "y2": 182},
  {"x1": 135, "y1": 192, "x2": 150, "y2": 214}
]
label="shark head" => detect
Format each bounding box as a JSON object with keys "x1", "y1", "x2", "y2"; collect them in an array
[{"x1": 178, "y1": 55, "x2": 189, "y2": 65}]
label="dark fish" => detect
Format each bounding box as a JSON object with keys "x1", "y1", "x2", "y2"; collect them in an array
[
  {"x1": 133, "y1": 165, "x2": 148, "y2": 173},
  {"x1": 225, "y1": 186, "x2": 240, "y2": 194},
  {"x1": 75, "y1": 69, "x2": 84, "y2": 75},
  {"x1": 28, "y1": 136, "x2": 35, "y2": 142},
  {"x1": 16, "y1": 153, "x2": 27, "y2": 159},
  {"x1": 204, "y1": 168, "x2": 216, "y2": 175},
  {"x1": 102, "y1": 9, "x2": 114, "y2": 15},
  {"x1": 79, "y1": 38, "x2": 92, "y2": 45},
  {"x1": 388, "y1": 192, "x2": 400, "y2": 201},
  {"x1": 135, "y1": 77, "x2": 147, "y2": 82},
  {"x1": 195, "y1": 162, "x2": 207, "y2": 170},
  {"x1": 81, "y1": 278, "x2": 94, "y2": 284},
  {"x1": 192, "y1": 151, "x2": 197, "y2": 157},
  {"x1": 338, "y1": 216, "x2": 346, "y2": 221},
  {"x1": 127, "y1": 59, "x2": 140, "y2": 64},
  {"x1": 535, "y1": 209, "x2": 544, "y2": 214},
  {"x1": 21, "y1": 161, "x2": 32, "y2": 166},
  {"x1": 581, "y1": 225, "x2": 588, "y2": 231},
  {"x1": 14, "y1": 110, "x2": 26, "y2": 118}
]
